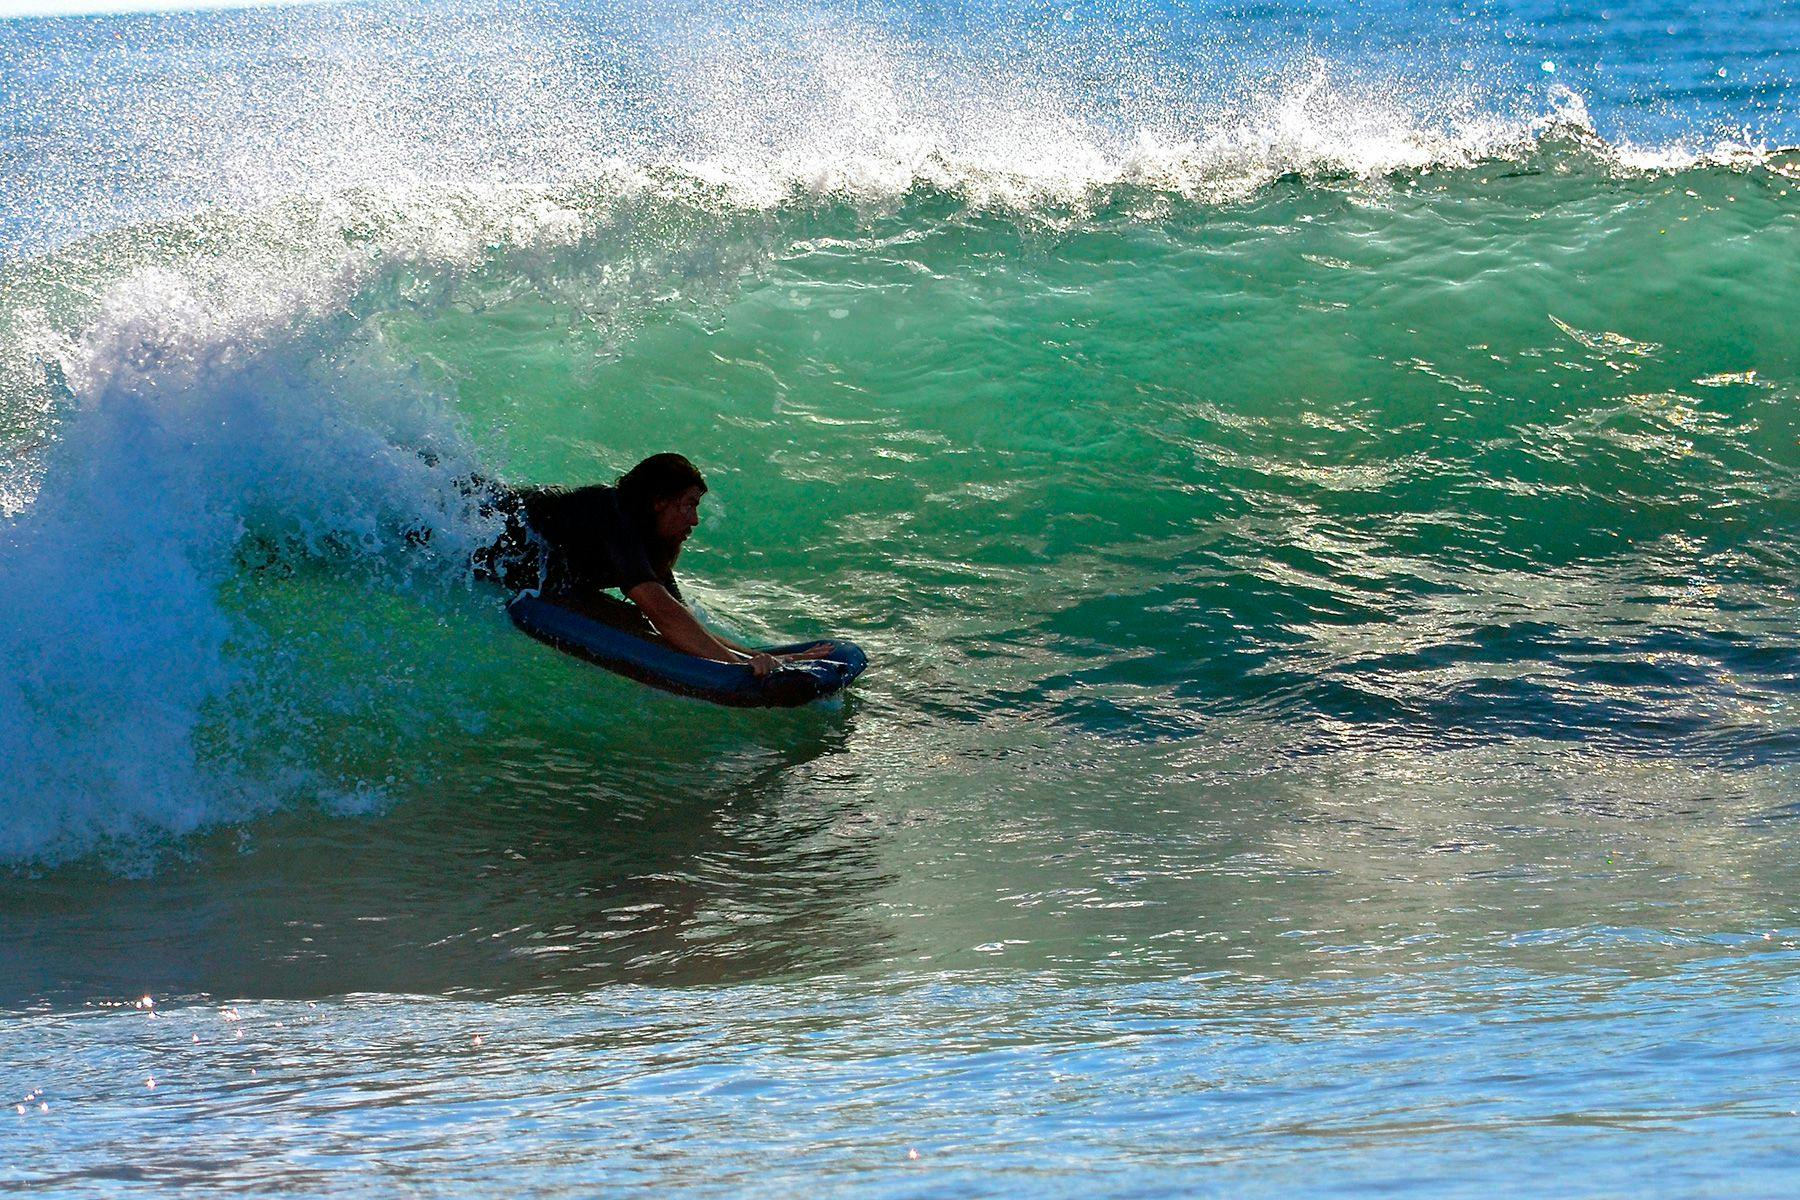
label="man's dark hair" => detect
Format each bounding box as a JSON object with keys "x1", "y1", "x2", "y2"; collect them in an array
[{"x1": 616, "y1": 452, "x2": 707, "y2": 521}]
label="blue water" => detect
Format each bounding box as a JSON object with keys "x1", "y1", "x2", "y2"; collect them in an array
[{"x1": 2, "y1": 0, "x2": 1797, "y2": 1194}]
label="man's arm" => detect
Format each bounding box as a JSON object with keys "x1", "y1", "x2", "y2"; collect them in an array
[{"x1": 626, "y1": 582, "x2": 776, "y2": 672}]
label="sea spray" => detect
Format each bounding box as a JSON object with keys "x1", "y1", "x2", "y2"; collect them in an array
[{"x1": 0, "y1": 255, "x2": 489, "y2": 864}]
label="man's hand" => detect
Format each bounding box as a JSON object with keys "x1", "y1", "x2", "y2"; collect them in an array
[{"x1": 747, "y1": 652, "x2": 780, "y2": 677}]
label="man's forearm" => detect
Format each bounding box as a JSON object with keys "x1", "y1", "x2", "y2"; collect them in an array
[{"x1": 638, "y1": 595, "x2": 745, "y2": 663}]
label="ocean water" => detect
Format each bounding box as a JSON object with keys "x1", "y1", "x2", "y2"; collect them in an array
[{"x1": 2, "y1": 0, "x2": 1797, "y2": 1193}]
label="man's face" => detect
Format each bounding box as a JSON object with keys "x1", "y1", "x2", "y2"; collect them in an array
[{"x1": 653, "y1": 487, "x2": 705, "y2": 545}]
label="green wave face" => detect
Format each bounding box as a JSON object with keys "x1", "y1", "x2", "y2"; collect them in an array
[{"x1": 383, "y1": 159, "x2": 1799, "y2": 740}]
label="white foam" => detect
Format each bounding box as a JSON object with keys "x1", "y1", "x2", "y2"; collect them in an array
[{"x1": 0, "y1": 198, "x2": 564, "y2": 865}]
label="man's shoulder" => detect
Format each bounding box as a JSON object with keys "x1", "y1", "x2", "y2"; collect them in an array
[{"x1": 524, "y1": 483, "x2": 623, "y2": 525}]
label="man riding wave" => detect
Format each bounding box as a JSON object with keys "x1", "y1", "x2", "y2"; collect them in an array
[{"x1": 472, "y1": 453, "x2": 833, "y2": 678}]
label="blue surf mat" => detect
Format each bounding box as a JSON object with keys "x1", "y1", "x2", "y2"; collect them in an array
[{"x1": 508, "y1": 593, "x2": 867, "y2": 708}]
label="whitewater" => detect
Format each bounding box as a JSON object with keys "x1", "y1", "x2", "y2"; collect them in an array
[{"x1": 3, "y1": 0, "x2": 1797, "y2": 1195}]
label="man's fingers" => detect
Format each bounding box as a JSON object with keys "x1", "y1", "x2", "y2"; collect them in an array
[{"x1": 749, "y1": 645, "x2": 837, "y2": 675}]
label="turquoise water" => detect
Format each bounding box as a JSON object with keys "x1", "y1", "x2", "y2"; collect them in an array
[{"x1": 2, "y1": 0, "x2": 1797, "y2": 1194}]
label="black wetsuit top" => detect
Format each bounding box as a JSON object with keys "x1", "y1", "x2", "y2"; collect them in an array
[{"x1": 474, "y1": 484, "x2": 677, "y2": 605}]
